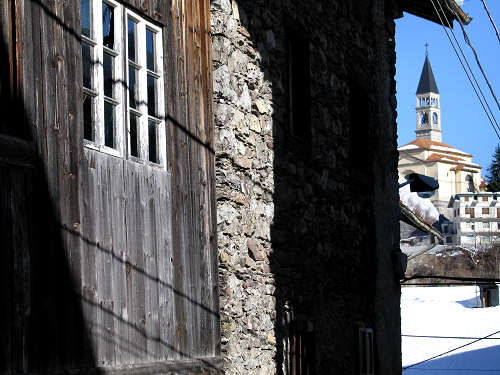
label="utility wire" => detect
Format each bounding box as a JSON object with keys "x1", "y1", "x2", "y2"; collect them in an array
[
  {"x1": 402, "y1": 274, "x2": 500, "y2": 283},
  {"x1": 402, "y1": 329, "x2": 500, "y2": 370},
  {"x1": 402, "y1": 281, "x2": 491, "y2": 286},
  {"x1": 438, "y1": 0, "x2": 500, "y2": 133},
  {"x1": 453, "y1": 9, "x2": 500, "y2": 114},
  {"x1": 405, "y1": 369, "x2": 500, "y2": 372},
  {"x1": 403, "y1": 334, "x2": 500, "y2": 340},
  {"x1": 480, "y1": 0, "x2": 500, "y2": 45},
  {"x1": 428, "y1": 0, "x2": 500, "y2": 139}
]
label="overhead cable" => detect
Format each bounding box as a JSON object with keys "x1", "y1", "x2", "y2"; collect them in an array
[
  {"x1": 439, "y1": 0, "x2": 500, "y2": 122},
  {"x1": 455, "y1": 15, "x2": 500, "y2": 114},
  {"x1": 402, "y1": 329, "x2": 500, "y2": 370},
  {"x1": 429, "y1": 0, "x2": 500, "y2": 139},
  {"x1": 402, "y1": 274, "x2": 500, "y2": 283},
  {"x1": 403, "y1": 334, "x2": 500, "y2": 340},
  {"x1": 480, "y1": 0, "x2": 500, "y2": 45}
]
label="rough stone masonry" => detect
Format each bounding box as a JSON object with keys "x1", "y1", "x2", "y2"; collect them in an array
[{"x1": 211, "y1": 0, "x2": 402, "y2": 373}]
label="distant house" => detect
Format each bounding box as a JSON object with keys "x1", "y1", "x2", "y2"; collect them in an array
[{"x1": 449, "y1": 192, "x2": 500, "y2": 247}]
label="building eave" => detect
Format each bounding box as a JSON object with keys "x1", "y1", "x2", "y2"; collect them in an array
[{"x1": 398, "y1": 0, "x2": 472, "y2": 27}]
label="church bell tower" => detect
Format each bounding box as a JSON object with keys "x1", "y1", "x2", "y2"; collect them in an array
[{"x1": 415, "y1": 53, "x2": 441, "y2": 142}]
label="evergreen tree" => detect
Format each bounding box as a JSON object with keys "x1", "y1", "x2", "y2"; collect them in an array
[{"x1": 486, "y1": 145, "x2": 500, "y2": 192}]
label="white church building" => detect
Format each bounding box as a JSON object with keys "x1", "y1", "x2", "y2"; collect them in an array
[
  {"x1": 398, "y1": 53, "x2": 483, "y2": 218},
  {"x1": 397, "y1": 54, "x2": 500, "y2": 247}
]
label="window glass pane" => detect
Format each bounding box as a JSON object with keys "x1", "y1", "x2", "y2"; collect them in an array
[
  {"x1": 83, "y1": 94, "x2": 93, "y2": 141},
  {"x1": 146, "y1": 28, "x2": 155, "y2": 71},
  {"x1": 81, "y1": 0, "x2": 91, "y2": 37},
  {"x1": 147, "y1": 74, "x2": 157, "y2": 116},
  {"x1": 102, "y1": 2, "x2": 114, "y2": 49},
  {"x1": 148, "y1": 120, "x2": 158, "y2": 163},
  {"x1": 128, "y1": 66, "x2": 137, "y2": 108},
  {"x1": 128, "y1": 18, "x2": 136, "y2": 62},
  {"x1": 82, "y1": 42, "x2": 92, "y2": 89},
  {"x1": 103, "y1": 52, "x2": 113, "y2": 98},
  {"x1": 104, "y1": 101, "x2": 115, "y2": 148},
  {"x1": 129, "y1": 114, "x2": 138, "y2": 157}
]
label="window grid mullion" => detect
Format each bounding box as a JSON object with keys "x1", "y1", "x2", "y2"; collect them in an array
[
  {"x1": 137, "y1": 21, "x2": 149, "y2": 161},
  {"x1": 94, "y1": 0, "x2": 105, "y2": 147},
  {"x1": 155, "y1": 28, "x2": 165, "y2": 166},
  {"x1": 112, "y1": 3, "x2": 124, "y2": 155}
]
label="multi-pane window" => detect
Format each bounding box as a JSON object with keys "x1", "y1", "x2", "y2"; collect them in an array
[{"x1": 81, "y1": 0, "x2": 165, "y2": 166}]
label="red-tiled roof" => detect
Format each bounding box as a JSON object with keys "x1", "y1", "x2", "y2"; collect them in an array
[
  {"x1": 400, "y1": 138, "x2": 473, "y2": 157},
  {"x1": 401, "y1": 138, "x2": 455, "y2": 150},
  {"x1": 426, "y1": 153, "x2": 464, "y2": 162}
]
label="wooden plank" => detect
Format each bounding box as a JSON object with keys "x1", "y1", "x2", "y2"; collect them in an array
[
  {"x1": 144, "y1": 170, "x2": 160, "y2": 361},
  {"x1": 157, "y1": 170, "x2": 174, "y2": 362},
  {"x1": 124, "y1": 164, "x2": 147, "y2": 364},
  {"x1": 64, "y1": 0, "x2": 86, "y2": 368},
  {"x1": 110, "y1": 159, "x2": 128, "y2": 366},
  {"x1": 81, "y1": 149, "x2": 99, "y2": 370},
  {"x1": 200, "y1": 0, "x2": 220, "y2": 355},
  {"x1": 0, "y1": 167, "x2": 14, "y2": 374},
  {"x1": 53, "y1": 0, "x2": 72, "y2": 366},
  {"x1": 169, "y1": 0, "x2": 188, "y2": 361},
  {"x1": 95, "y1": 158, "x2": 116, "y2": 366}
]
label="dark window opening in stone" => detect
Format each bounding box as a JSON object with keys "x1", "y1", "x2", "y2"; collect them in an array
[
  {"x1": 466, "y1": 175, "x2": 475, "y2": 192},
  {"x1": 349, "y1": 79, "x2": 374, "y2": 192},
  {"x1": 358, "y1": 328, "x2": 374, "y2": 375},
  {"x1": 288, "y1": 30, "x2": 311, "y2": 146},
  {"x1": 283, "y1": 316, "x2": 316, "y2": 375}
]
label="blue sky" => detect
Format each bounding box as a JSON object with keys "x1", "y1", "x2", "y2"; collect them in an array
[{"x1": 395, "y1": 0, "x2": 500, "y2": 177}]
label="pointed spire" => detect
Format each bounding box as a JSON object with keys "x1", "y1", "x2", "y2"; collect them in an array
[{"x1": 416, "y1": 55, "x2": 439, "y2": 94}]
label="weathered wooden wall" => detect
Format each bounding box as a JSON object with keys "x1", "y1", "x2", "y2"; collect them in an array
[{"x1": 0, "y1": 0, "x2": 219, "y2": 373}]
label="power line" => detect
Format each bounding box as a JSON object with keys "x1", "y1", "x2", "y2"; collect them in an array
[
  {"x1": 437, "y1": 0, "x2": 500, "y2": 133},
  {"x1": 402, "y1": 281, "x2": 489, "y2": 286},
  {"x1": 480, "y1": 0, "x2": 500, "y2": 45},
  {"x1": 403, "y1": 334, "x2": 500, "y2": 340},
  {"x1": 402, "y1": 274, "x2": 500, "y2": 283},
  {"x1": 453, "y1": 10, "x2": 500, "y2": 115},
  {"x1": 403, "y1": 329, "x2": 500, "y2": 370},
  {"x1": 428, "y1": 0, "x2": 500, "y2": 139},
  {"x1": 405, "y1": 369, "x2": 500, "y2": 372}
]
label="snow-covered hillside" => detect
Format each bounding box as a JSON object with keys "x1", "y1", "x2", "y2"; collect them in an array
[{"x1": 402, "y1": 286, "x2": 500, "y2": 374}]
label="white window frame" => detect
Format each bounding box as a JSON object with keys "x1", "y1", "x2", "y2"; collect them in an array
[
  {"x1": 125, "y1": 9, "x2": 166, "y2": 167},
  {"x1": 82, "y1": 0, "x2": 165, "y2": 168}
]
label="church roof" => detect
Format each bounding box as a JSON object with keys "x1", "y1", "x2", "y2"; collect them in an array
[
  {"x1": 426, "y1": 153, "x2": 464, "y2": 162},
  {"x1": 416, "y1": 55, "x2": 439, "y2": 95},
  {"x1": 398, "y1": 138, "x2": 473, "y2": 158}
]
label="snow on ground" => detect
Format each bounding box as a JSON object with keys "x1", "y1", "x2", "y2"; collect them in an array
[{"x1": 402, "y1": 286, "x2": 500, "y2": 375}]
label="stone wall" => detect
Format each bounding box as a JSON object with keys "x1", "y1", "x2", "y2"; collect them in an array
[{"x1": 211, "y1": 0, "x2": 401, "y2": 373}]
